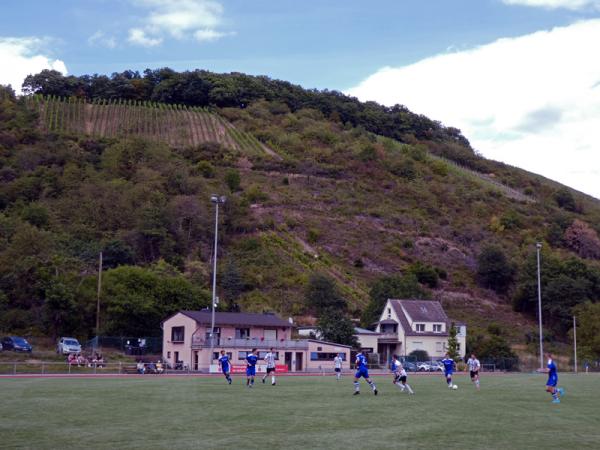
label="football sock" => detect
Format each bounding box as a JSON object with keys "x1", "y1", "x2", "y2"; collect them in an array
[
  {"x1": 406, "y1": 384, "x2": 414, "y2": 394},
  {"x1": 354, "y1": 381, "x2": 360, "y2": 392},
  {"x1": 368, "y1": 381, "x2": 377, "y2": 391}
]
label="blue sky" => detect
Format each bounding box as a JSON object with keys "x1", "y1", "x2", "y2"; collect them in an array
[
  {"x1": 1, "y1": 0, "x2": 600, "y2": 197},
  {"x1": 0, "y1": 0, "x2": 593, "y2": 89}
]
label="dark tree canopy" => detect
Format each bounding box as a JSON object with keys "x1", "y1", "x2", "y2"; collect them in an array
[
  {"x1": 476, "y1": 245, "x2": 514, "y2": 294},
  {"x1": 21, "y1": 68, "x2": 472, "y2": 151}
]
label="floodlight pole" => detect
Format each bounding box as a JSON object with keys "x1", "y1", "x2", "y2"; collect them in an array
[
  {"x1": 209, "y1": 195, "x2": 226, "y2": 371},
  {"x1": 536, "y1": 242, "x2": 544, "y2": 370},
  {"x1": 95, "y1": 251, "x2": 103, "y2": 349}
]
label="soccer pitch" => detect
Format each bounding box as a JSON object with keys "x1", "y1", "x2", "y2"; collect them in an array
[{"x1": 1, "y1": 373, "x2": 599, "y2": 449}]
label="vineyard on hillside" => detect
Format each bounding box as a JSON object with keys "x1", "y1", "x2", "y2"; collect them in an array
[{"x1": 25, "y1": 95, "x2": 271, "y2": 156}]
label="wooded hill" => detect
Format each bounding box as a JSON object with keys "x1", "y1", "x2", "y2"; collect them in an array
[{"x1": 2, "y1": 69, "x2": 600, "y2": 361}]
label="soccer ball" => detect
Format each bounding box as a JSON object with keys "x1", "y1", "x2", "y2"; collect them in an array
[{"x1": 452, "y1": 385, "x2": 458, "y2": 390}]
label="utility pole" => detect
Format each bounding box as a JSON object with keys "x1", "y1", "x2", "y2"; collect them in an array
[
  {"x1": 95, "y1": 251, "x2": 103, "y2": 348},
  {"x1": 573, "y1": 315, "x2": 578, "y2": 374},
  {"x1": 536, "y1": 242, "x2": 544, "y2": 370}
]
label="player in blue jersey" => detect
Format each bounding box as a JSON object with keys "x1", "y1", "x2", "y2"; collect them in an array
[
  {"x1": 353, "y1": 351, "x2": 377, "y2": 395},
  {"x1": 543, "y1": 353, "x2": 564, "y2": 404},
  {"x1": 246, "y1": 348, "x2": 258, "y2": 388},
  {"x1": 441, "y1": 353, "x2": 455, "y2": 388},
  {"x1": 218, "y1": 350, "x2": 232, "y2": 384}
]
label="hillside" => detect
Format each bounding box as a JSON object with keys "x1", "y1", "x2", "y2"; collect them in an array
[{"x1": 2, "y1": 73, "x2": 600, "y2": 362}]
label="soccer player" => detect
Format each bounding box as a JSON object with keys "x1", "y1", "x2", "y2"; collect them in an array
[
  {"x1": 392, "y1": 355, "x2": 414, "y2": 394},
  {"x1": 467, "y1": 353, "x2": 481, "y2": 390},
  {"x1": 353, "y1": 351, "x2": 377, "y2": 395},
  {"x1": 441, "y1": 353, "x2": 455, "y2": 388},
  {"x1": 262, "y1": 347, "x2": 277, "y2": 386},
  {"x1": 334, "y1": 354, "x2": 343, "y2": 381},
  {"x1": 218, "y1": 350, "x2": 232, "y2": 385},
  {"x1": 543, "y1": 352, "x2": 565, "y2": 404},
  {"x1": 246, "y1": 348, "x2": 258, "y2": 388}
]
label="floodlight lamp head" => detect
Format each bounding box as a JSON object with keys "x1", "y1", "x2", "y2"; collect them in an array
[
  {"x1": 210, "y1": 194, "x2": 219, "y2": 203},
  {"x1": 536, "y1": 242, "x2": 542, "y2": 250}
]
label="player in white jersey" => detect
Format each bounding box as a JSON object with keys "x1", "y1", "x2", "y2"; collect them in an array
[
  {"x1": 392, "y1": 355, "x2": 414, "y2": 394},
  {"x1": 262, "y1": 347, "x2": 277, "y2": 386},
  {"x1": 467, "y1": 353, "x2": 481, "y2": 390},
  {"x1": 333, "y1": 354, "x2": 343, "y2": 380}
]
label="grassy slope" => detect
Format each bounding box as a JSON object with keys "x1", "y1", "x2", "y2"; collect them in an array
[
  {"x1": 3, "y1": 95, "x2": 600, "y2": 351},
  {"x1": 1, "y1": 374, "x2": 599, "y2": 449}
]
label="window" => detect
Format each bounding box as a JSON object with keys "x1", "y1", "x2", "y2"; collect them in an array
[
  {"x1": 416, "y1": 324, "x2": 425, "y2": 332},
  {"x1": 258, "y1": 351, "x2": 279, "y2": 359},
  {"x1": 205, "y1": 327, "x2": 220, "y2": 340},
  {"x1": 167, "y1": 351, "x2": 171, "y2": 359},
  {"x1": 433, "y1": 324, "x2": 442, "y2": 332},
  {"x1": 264, "y1": 329, "x2": 277, "y2": 340},
  {"x1": 238, "y1": 351, "x2": 248, "y2": 360},
  {"x1": 235, "y1": 328, "x2": 250, "y2": 339},
  {"x1": 387, "y1": 308, "x2": 391, "y2": 318},
  {"x1": 310, "y1": 352, "x2": 346, "y2": 361},
  {"x1": 171, "y1": 326, "x2": 184, "y2": 342}
]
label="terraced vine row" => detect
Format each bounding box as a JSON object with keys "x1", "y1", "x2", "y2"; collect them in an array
[{"x1": 25, "y1": 95, "x2": 272, "y2": 157}]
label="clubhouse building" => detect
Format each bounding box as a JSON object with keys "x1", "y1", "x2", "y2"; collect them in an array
[{"x1": 162, "y1": 310, "x2": 351, "y2": 372}]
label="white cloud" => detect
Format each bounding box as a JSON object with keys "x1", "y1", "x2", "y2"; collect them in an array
[
  {"x1": 502, "y1": 0, "x2": 600, "y2": 9},
  {"x1": 347, "y1": 20, "x2": 600, "y2": 199},
  {"x1": 128, "y1": 0, "x2": 230, "y2": 46},
  {"x1": 193, "y1": 29, "x2": 232, "y2": 42},
  {"x1": 88, "y1": 31, "x2": 117, "y2": 49},
  {"x1": 127, "y1": 28, "x2": 162, "y2": 47},
  {"x1": 0, "y1": 37, "x2": 67, "y2": 94}
]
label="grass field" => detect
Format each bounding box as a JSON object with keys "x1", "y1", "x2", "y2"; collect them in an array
[{"x1": 1, "y1": 373, "x2": 599, "y2": 449}]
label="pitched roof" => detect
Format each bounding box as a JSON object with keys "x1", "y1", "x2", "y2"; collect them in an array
[
  {"x1": 354, "y1": 327, "x2": 380, "y2": 335},
  {"x1": 179, "y1": 311, "x2": 292, "y2": 328},
  {"x1": 398, "y1": 300, "x2": 448, "y2": 323},
  {"x1": 389, "y1": 299, "x2": 450, "y2": 337}
]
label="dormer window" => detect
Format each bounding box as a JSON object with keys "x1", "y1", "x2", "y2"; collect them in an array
[
  {"x1": 433, "y1": 324, "x2": 442, "y2": 332},
  {"x1": 416, "y1": 324, "x2": 425, "y2": 332}
]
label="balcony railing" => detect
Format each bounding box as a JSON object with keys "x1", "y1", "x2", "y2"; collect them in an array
[
  {"x1": 191, "y1": 337, "x2": 309, "y2": 350},
  {"x1": 377, "y1": 333, "x2": 399, "y2": 343}
]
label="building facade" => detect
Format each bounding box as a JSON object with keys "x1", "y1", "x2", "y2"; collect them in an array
[
  {"x1": 162, "y1": 310, "x2": 351, "y2": 372},
  {"x1": 368, "y1": 299, "x2": 466, "y2": 362}
]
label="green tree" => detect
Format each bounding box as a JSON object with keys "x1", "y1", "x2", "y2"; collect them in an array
[
  {"x1": 573, "y1": 302, "x2": 600, "y2": 359},
  {"x1": 224, "y1": 169, "x2": 241, "y2": 192},
  {"x1": 90, "y1": 265, "x2": 209, "y2": 336},
  {"x1": 361, "y1": 274, "x2": 427, "y2": 328},
  {"x1": 221, "y1": 260, "x2": 243, "y2": 312},
  {"x1": 446, "y1": 322, "x2": 459, "y2": 361},
  {"x1": 317, "y1": 309, "x2": 358, "y2": 347},
  {"x1": 408, "y1": 262, "x2": 439, "y2": 288},
  {"x1": 408, "y1": 349, "x2": 429, "y2": 361},
  {"x1": 305, "y1": 273, "x2": 347, "y2": 315},
  {"x1": 42, "y1": 279, "x2": 80, "y2": 338},
  {"x1": 476, "y1": 245, "x2": 514, "y2": 294}
]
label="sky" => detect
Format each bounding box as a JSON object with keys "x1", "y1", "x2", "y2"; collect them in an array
[{"x1": 1, "y1": 0, "x2": 599, "y2": 198}]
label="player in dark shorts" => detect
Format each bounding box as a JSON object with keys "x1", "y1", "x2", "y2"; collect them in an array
[{"x1": 467, "y1": 353, "x2": 480, "y2": 390}]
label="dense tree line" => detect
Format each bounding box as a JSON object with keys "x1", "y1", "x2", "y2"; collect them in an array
[{"x1": 21, "y1": 68, "x2": 471, "y2": 149}]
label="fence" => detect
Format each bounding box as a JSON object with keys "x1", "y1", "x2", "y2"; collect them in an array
[{"x1": 0, "y1": 362, "x2": 126, "y2": 375}]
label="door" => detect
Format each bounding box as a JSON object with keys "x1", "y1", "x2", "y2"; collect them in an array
[
  {"x1": 295, "y1": 352, "x2": 303, "y2": 371},
  {"x1": 285, "y1": 352, "x2": 293, "y2": 371},
  {"x1": 194, "y1": 352, "x2": 199, "y2": 371},
  {"x1": 174, "y1": 351, "x2": 179, "y2": 365}
]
